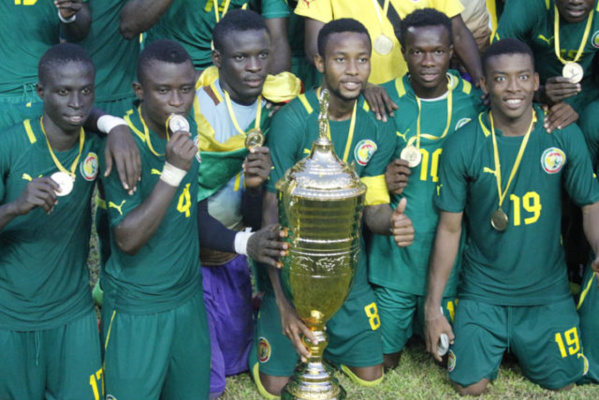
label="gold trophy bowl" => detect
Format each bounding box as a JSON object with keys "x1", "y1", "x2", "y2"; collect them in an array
[{"x1": 276, "y1": 90, "x2": 366, "y2": 400}]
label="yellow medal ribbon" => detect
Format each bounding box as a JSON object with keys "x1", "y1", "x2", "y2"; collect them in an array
[
  {"x1": 406, "y1": 77, "x2": 453, "y2": 149},
  {"x1": 40, "y1": 117, "x2": 84, "y2": 179},
  {"x1": 214, "y1": 0, "x2": 232, "y2": 23},
  {"x1": 317, "y1": 87, "x2": 357, "y2": 163},
  {"x1": 554, "y1": 4, "x2": 594, "y2": 64},
  {"x1": 223, "y1": 90, "x2": 263, "y2": 137},
  {"x1": 489, "y1": 109, "x2": 536, "y2": 209},
  {"x1": 138, "y1": 106, "x2": 169, "y2": 157}
]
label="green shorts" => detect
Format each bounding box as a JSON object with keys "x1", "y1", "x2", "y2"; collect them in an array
[
  {"x1": 0, "y1": 97, "x2": 43, "y2": 130},
  {"x1": 577, "y1": 266, "x2": 598, "y2": 384},
  {"x1": 373, "y1": 285, "x2": 457, "y2": 354},
  {"x1": 249, "y1": 286, "x2": 383, "y2": 378},
  {"x1": 101, "y1": 291, "x2": 211, "y2": 400},
  {"x1": 0, "y1": 310, "x2": 102, "y2": 400},
  {"x1": 449, "y1": 298, "x2": 586, "y2": 389}
]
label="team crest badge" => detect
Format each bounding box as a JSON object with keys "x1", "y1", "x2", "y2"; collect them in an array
[
  {"x1": 592, "y1": 31, "x2": 599, "y2": 48},
  {"x1": 354, "y1": 140, "x2": 377, "y2": 166},
  {"x1": 106, "y1": 396, "x2": 117, "y2": 400},
  {"x1": 194, "y1": 135, "x2": 202, "y2": 163},
  {"x1": 80, "y1": 152, "x2": 99, "y2": 181},
  {"x1": 258, "y1": 337, "x2": 271, "y2": 363},
  {"x1": 455, "y1": 118, "x2": 472, "y2": 131},
  {"x1": 541, "y1": 147, "x2": 566, "y2": 174},
  {"x1": 447, "y1": 350, "x2": 456, "y2": 372}
]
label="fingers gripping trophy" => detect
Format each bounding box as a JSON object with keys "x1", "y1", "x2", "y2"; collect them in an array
[{"x1": 275, "y1": 90, "x2": 366, "y2": 400}]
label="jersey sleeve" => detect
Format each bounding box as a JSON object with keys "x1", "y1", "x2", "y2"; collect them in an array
[
  {"x1": 580, "y1": 101, "x2": 599, "y2": 170},
  {"x1": 261, "y1": 0, "x2": 290, "y2": 19},
  {"x1": 434, "y1": 125, "x2": 471, "y2": 213},
  {"x1": 493, "y1": 0, "x2": 545, "y2": 42},
  {"x1": 294, "y1": 0, "x2": 333, "y2": 23},
  {"x1": 100, "y1": 140, "x2": 144, "y2": 228},
  {"x1": 266, "y1": 102, "x2": 306, "y2": 193},
  {"x1": 361, "y1": 118, "x2": 395, "y2": 206},
  {"x1": 561, "y1": 125, "x2": 599, "y2": 206}
]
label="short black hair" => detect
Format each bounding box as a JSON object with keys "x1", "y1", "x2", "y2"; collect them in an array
[
  {"x1": 398, "y1": 8, "x2": 453, "y2": 46},
  {"x1": 38, "y1": 43, "x2": 94, "y2": 85},
  {"x1": 483, "y1": 38, "x2": 535, "y2": 76},
  {"x1": 137, "y1": 39, "x2": 192, "y2": 83},
  {"x1": 212, "y1": 9, "x2": 269, "y2": 53},
  {"x1": 317, "y1": 18, "x2": 371, "y2": 57}
]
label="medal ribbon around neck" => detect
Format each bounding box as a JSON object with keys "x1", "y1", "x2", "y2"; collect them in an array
[
  {"x1": 489, "y1": 109, "x2": 536, "y2": 209},
  {"x1": 317, "y1": 86, "x2": 357, "y2": 163},
  {"x1": 40, "y1": 117, "x2": 84, "y2": 179},
  {"x1": 138, "y1": 106, "x2": 169, "y2": 157},
  {"x1": 214, "y1": 0, "x2": 232, "y2": 23},
  {"x1": 223, "y1": 90, "x2": 263, "y2": 136},
  {"x1": 406, "y1": 77, "x2": 453, "y2": 149},
  {"x1": 554, "y1": 4, "x2": 594, "y2": 64},
  {"x1": 372, "y1": 0, "x2": 390, "y2": 36}
]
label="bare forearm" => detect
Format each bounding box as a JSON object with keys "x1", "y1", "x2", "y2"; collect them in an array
[
  {"x1": 114, "y1": 180, "x2": 178, "y2": 254},
  {"x1": 61, "y1": 4, "x2": 91, "y2": 41},
  {"x1": 364, "y1": 204, "x2": 393, "y2": 235},
  {"x1": 265, "y1": 18, "x2": 291, "y2": 73},
  {"x1": 583, "y1": 202, "x2": 599, "y2": 255},
  {"x1": 120, "y1": 0, "x2": 173, "y2": 39},
  {"x1": 452, "y1": 15, "x2": 483, "y2": 84},
  {"x1": 304, "y1": 18, "x2": 324, "y2": 66},
  {"x1": 0, "y1": 202, "x2": 21, "y2": 231}
]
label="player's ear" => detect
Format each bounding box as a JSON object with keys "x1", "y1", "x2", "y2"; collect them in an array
[
  {"x1": 480, "y1": 76, "x2": 489, "y2": 95},
  {"x1": 36, "y1": 82, "x2": 44, "y2": 101},
  {"x1": 212, "y1": 49, "x2": 222, "y2": 68},
  {"x1": 315, "y1": 53, "x2": 325, "y2": 74},
  {"x1": 534, "y1": 72, "x2": 539, "y2": 91},
  {"x1": 132, "y1": 81, "x2": 143, "y2": 101}
]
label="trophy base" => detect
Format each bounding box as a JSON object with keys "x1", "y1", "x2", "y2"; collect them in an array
[{"x1": 281, "y1": 360, "x2": 347, "y2": 400}]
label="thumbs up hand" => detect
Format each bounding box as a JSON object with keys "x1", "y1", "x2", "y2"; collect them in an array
[{"x1": 390, "y1": 198, "x2": 414, "y2": 247}]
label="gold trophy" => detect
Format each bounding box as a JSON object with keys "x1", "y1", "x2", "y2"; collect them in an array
[{"x1": 276, "y1": 90, "x2": 366, "y2": 400}]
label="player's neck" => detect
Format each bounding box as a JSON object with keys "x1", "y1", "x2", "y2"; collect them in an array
[
  {"x1": 219, "y1": 79, "x2": 259, "y2": 106},
  {"x1": 42, "y1": 113, "x2": 81, "y2": 152},
  {"x1": 492, "y1": 105, "x2": 535, "y2": 137},
  {"x1": 327, "y1": 93, "x2": 355, "y2": 121},
  {"x1": 140, "y1": 106, "x2": 167, "y2": 139},
  {"x1": 410, "y1": 74, "x2": 449, "y2": 99}
]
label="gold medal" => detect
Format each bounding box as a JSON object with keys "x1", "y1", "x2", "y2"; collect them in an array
[
  {"x1": 167, "y1": 114, "x2": 190, "y2": 133},
  {"x1": 373, "y1": 34, "x2": 393, "y2": 55},
  {"x1": 562, "y1": 62, "x2": 584, "y2": 83},
  {"x1": 245, "y1": 128, "x2": 265, "y2": 150},
  {"x1": 51, "y1": 171, "x2": 74, "y2": 196},
  {"x1": 400, "y1": 145, "x2": 422, "y2": 168},
  {"x1": 490, "y1": 208, "x2": 508, "y2": 232}
]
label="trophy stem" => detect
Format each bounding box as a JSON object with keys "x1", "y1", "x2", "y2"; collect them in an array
[{"x1": 281, "y1": 327, "x2": 347, "y2": 400}]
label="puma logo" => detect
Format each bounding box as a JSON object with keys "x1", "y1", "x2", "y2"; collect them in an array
[
  {"x1": 483, "y1": 167, "x2": 497, "y2": 176},
  {"x1": 538, "y1": 34, "x2": 553, "y2": 45},
  {"x1": 436, "y1": 184, "x2": 443, "y2": 196},
  {"x1": 108, "y1": 200, "x2": 127, "y2": 215},
  {"x1": 22, "y1": 173, "x2": 32, "y2": 181},
  {"x1": 396, "y1": 129, "x2": 409, "y2": 143}
]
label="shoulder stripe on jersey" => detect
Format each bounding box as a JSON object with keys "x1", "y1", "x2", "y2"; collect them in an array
[
  {"x1": 462, "y1": 80, "x2": 472, "y2": 95},
  {"x1": 298, "y1": 94, "x2": 313, "y2": 114},
  {"x1": 23, "y1": 119, "x2": 37, "y2": 144},
  {"x1": 545, "y1": 0, "x2": 550, "y2": 10},
  {"x1": 478, "y1": 112, "x2": 491, "y2": 137},
  {"x1": 362, "y1": 101, "x2": 370, "y2": 112},
  {"x1": 123, "y1": 109, "x2": 146, "y2": 142},
  {"x1": 394, "y1": 78, "x2": 406, "y2": 98},
  {"x1": 577, "y1": 272, "x2": 597, "y2": 310},
  {"x1": 596, "y1": 1, "x2": 599, "y2": 12}
]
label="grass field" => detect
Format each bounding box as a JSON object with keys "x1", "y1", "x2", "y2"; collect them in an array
[{"x1": 87, "y1": 200, "x2": 599, "y2": 399}]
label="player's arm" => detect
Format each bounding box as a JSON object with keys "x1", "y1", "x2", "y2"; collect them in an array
[
  {"x1": 424, "y1": 210, "x2": 462, "y2": 362},
  {"x1": 362, "y1": 83, "x2": 399, "y2": 122},
  {"x1": 583, "y1": 202, "x2": 599, "y2": 273},
  {"x1": 120, "y1": 0, "x2": 174, "y2": 40},
  {"x1": 304, "y1": 18, "x2": 324, "y2": 67},
  {"x1": 363, "y1": 199, "x2": 414, "y2": 247},
  {"x1": 265, "y1": 17, "x2": 291, "y2": 73},
  {"x1": 451, "y1": 14, "x2": 483, "y2": 86},
  {"x1": 113, "y1": 130, "x2": 195, "y2": 255},
  {"x1": 86, "y1": 108, "x2": 141, "y2": 194},
  {"x1": 0, "y1": 178, "x2": 60, "y2": 230},
  {"x1": 57, "y1": 0, "x2": 91, "y2": 41}
]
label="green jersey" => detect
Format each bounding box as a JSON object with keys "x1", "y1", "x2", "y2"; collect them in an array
[
  {"x1": 78, "y1": 0, "x2": 139, "y2": 103},
  {"x1": 435, "y1": 105, "x2": 599, "y2": 306},
  {"x1": 368, "y1": 72, "x2": 485, "y2": 295},
  {"x1": 0, "y1": 118, "x2": 101, "y2": 330},
  {"x1": 101, "y1": 106, "x2": 202, "y2": 313},
  {"x1": 265, "y1": 89, "x2": 397, "y2": 295},
  {"x1": 146, "y1": 0, "x2": 289, "y2": 69},
  {"x1": 495, "y1": 0, "x2": 599, "y2": 107},
  {"x1": 0, "y1": 2, "x2": 61, "y2": 97}
]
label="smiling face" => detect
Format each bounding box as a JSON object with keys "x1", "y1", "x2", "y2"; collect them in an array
[
  {"x1": 37, "y1": 60, "x2": 95, "y2": 134},
  {"x1": 213, "y1": 28, "x2": 271, "y2": 105},
  {"x1": 315, "y1": 31, "x2": 371, "y2": 103},
  {"x1": 482, "y1": 53, "x2": 539, "y2": 127},
  {"x1": 134, "y1": 59, "x2": 196, "y2": 136},
  {"x1": 556, "y1": 0, "x2": 596, "y2": 23},
  {"x1": 402, "y1": 24, "x2": 453, "y2": 98}
]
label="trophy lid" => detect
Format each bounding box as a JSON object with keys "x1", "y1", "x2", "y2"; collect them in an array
[{"x1": 275, "y1": 89, "x2": 366, "y2": 200}]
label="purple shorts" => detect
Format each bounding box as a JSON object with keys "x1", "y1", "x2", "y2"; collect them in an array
[{"x1": 202, "y1": 255, "x2": 253, "y2": 394}]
